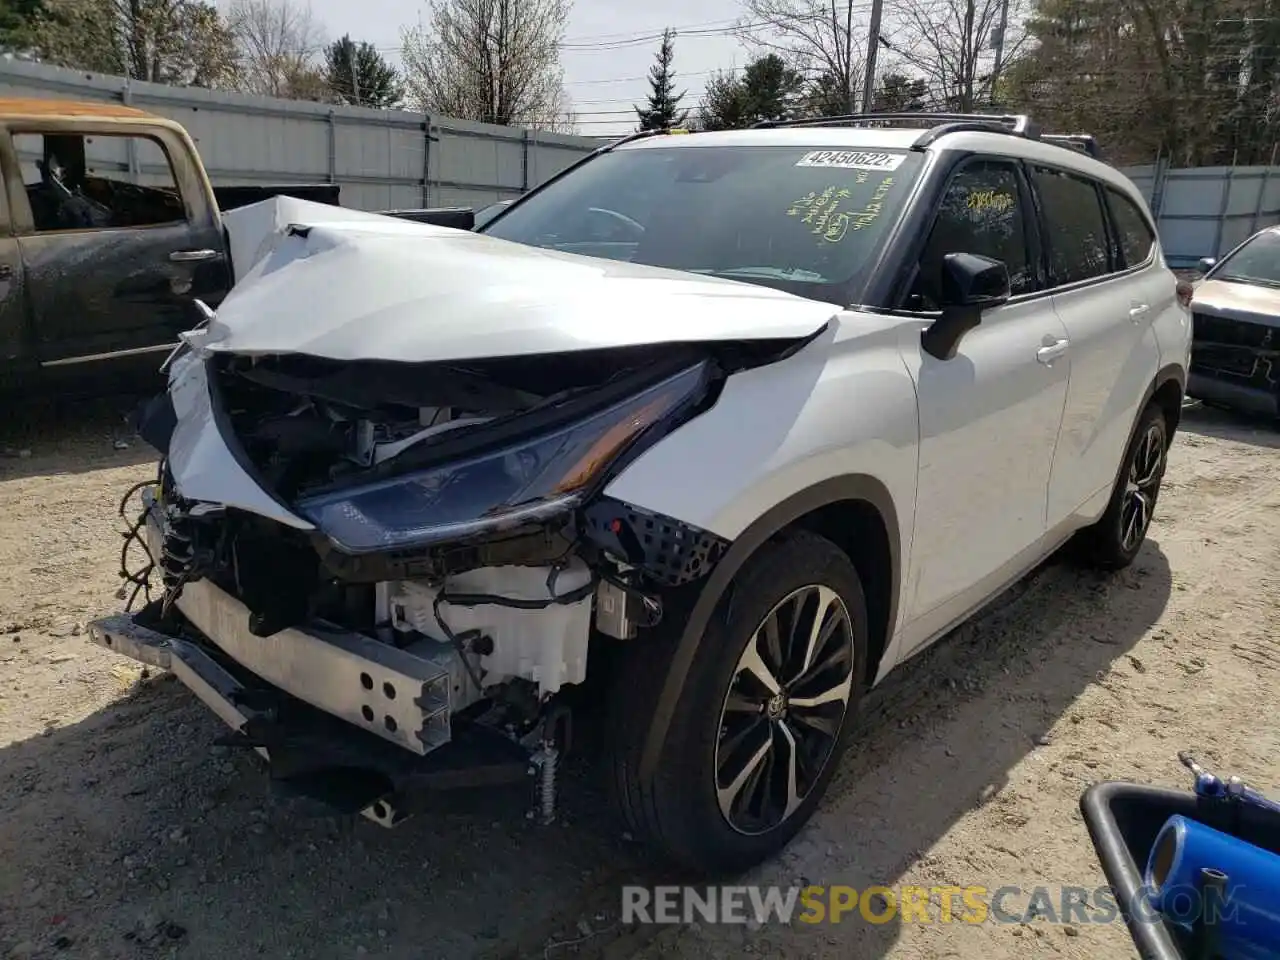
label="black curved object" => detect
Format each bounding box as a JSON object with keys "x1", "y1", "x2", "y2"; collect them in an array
[{"x1": 1080, "y1": 781, "x2": 1280, "y2": 960}]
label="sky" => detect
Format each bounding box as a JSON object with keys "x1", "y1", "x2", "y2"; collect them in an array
[{"x1": 306, "y1": 0, "x2": 759, "y2": 137}]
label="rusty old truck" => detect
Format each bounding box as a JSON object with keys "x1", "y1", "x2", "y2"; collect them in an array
[{"x1": 0, "y1": 98, "x2": 484, "y2": 394}]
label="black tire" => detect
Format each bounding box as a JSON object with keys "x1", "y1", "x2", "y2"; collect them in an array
[
  {"x1": 606, "y1": 529, "x2": 869, "y2": 874},
  {"x1": 1075, "y1": 401, "x2": 1169, "y2": 569}
]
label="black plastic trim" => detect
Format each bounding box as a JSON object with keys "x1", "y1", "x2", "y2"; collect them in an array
[
  {"x1": 638, "y1": 474, "x2": 900, "y2": 780},
  {"x1": 911, "y1": 119, "x2": 1038, "y2": 149},
  {"x1": 581, "y1": 497, "x2": 730, "y2": 587}
]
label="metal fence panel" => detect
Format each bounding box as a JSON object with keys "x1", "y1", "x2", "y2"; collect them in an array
[
  {"x1": 1118, "y1": 162, "x2": 1280, "y2": 267},
  {"x1": 0, "y1": 59, "x2": 598, "y2": 212}
]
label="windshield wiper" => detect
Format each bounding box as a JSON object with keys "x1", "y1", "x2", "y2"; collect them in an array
[{"x1": 692, "y1": 266, "x2": 829, "y2": 282}]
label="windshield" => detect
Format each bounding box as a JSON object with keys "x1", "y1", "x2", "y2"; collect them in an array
[
  {"x1": 1213, "y1": 229, "x2": 1280, "y2": 287},
  {"x1": 480, "y1": 144, "x2": 924, "y2": 301}
]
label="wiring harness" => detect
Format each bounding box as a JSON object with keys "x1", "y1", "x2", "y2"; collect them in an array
[{"x1": 116, "y1": 465, "x2": 162, "y2": 612}]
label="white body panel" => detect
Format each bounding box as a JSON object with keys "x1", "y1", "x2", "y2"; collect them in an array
[
  {"x1": 1046, "y1": 268, "x2": 1164, "y2": 525},
  {"x1": 202, "y1": 198, "x2": 837, "y2": 363},
  {"x1": 221, "y1": 196, "x2": 406, "y2": 282},
  {"x1": 895, "y1": 298, "x2": 1070, "y2": 657},
  {"x1": 603, "y1": 316, "x2": 919, "y2": 550},
  {"x1": 165, "y1": 350, "x2": 314, "y2": 529}
]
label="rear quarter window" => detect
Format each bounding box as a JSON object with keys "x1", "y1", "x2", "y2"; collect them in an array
[
  {"x1": 1031, "y1": 166, "x2": 1112, "y2": 286},
  {"x1": 1106, "y1": 187, "x2": 1157, "y2": 268}
]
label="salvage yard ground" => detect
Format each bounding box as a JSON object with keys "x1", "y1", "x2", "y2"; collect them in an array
[{"x1": 1, "y1": 397, "x2": 1278, "y2": 960}]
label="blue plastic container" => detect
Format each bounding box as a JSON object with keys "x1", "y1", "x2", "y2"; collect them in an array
[{"x1": 1144, "y1": 814, "x2": 1280, "y2": 957}]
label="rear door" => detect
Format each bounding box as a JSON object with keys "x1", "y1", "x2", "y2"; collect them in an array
[
  {"x1": 1, "y1": 123, "x2": 229, "y2": 368},
  {"x1": 1032, "y1": 166, "x2": 1162, "y2": 524}
]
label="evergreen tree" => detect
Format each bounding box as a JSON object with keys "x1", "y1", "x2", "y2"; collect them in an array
[
  {"x1": 635, "y1": 28, "x2": 688, "y2": 131},
  {"x1": 873, "y1": 73, "x2": 929, "y2": 111},
  {"x1": 0, "y1": 0, "x2": 46, "y2": 53},
  {"x1": 697, "y1": 54, "x2": 805, "y2": 130},
  {"x1": 325, "y1": 34, "x2": 404, "y2": 108}
]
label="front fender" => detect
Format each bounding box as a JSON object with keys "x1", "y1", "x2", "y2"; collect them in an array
[
  {"x1": 603, "y1": 324, "x2": 919, "y2": 541},
  {"x1": 602, "y1": 323, "x2": 920, "y2": 780}
]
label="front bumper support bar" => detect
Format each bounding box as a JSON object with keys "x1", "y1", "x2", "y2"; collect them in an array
[{"x1": 88, "y1": 613, "x2": 532, "y2": 827}]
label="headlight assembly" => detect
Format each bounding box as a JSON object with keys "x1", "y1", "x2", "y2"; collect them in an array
[{"x1": 296, "y1": 362, "x2": 711, "y2": 554}]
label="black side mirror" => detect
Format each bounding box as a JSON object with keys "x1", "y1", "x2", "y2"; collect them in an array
[
  {"x1": 921, "y1": 253, "x2": 1011, "y2": 361},
  {"x1": 1196, "y1": 256, "x2": 1216, "y2": 276}
]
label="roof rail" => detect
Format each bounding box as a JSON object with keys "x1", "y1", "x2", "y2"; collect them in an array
[
  {"x1": 752, "y1": 111, "x2": 1038, "y2": 135},
  {"x1": 1039, "y1": 133, "x2": 1100, "y2": 159},
  {"x1": 748, "y1": 110, "x2": 1100, "y2": 159}
]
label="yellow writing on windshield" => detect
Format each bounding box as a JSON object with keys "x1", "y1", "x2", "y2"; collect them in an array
[
  {"x1": 787, "y1": 175, "x2": 900, "y2": 244},
  {"x1": 825, "y1": 176, "x2": 898, "y2": 243},
  {"x1": 967, "y1": 190, "x2": 1014, "y2": 214}
]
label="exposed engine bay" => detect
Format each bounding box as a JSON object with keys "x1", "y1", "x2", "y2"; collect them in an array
[{"x1": 103, "y1": 329, "x2": 813, "y2": 825}]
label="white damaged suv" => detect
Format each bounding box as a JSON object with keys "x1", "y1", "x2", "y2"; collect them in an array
[{"x1": 93, "y1": 113, "x2": 1192, "y2": 873}]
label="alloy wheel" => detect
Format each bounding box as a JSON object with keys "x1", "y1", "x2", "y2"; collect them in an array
[
  {"x1": 714, "y1": 584, "x2": 856, "y2": 836},
  {"x1": 1120, "y1": 421, "x2": 1165, "y2": 553}
]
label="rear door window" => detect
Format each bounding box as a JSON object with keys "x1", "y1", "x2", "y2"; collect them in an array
[
  {"x1": 1031, "y1": 167, "x2": 1112, "y2": 286},
  {"x1": 1106, "y1": 188, "x2": 1157, "y2": 268}
]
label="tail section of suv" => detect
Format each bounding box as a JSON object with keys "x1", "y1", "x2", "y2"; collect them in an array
[{"x1": 91, "y1": 112, "x2": 1190, "y2": 873}]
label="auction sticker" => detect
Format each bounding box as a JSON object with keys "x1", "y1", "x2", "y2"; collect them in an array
[{"x1": 796, "y1": 150, "x2": 905, "y2": 171}]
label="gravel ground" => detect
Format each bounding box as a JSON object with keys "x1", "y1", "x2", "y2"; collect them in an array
[{"x1": 1, "y1": 395, "x2": 1278, "y2": 960}]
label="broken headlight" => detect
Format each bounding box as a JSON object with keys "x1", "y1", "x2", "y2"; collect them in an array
[{"x1": 296, "y1": 362, "x2": 710, "y2": 554}]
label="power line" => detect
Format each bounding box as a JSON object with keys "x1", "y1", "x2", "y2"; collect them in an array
[
  {"x1": 564, "y1": 66, "x2": 738, "y2": 87},
  {"x1": 560, "y1": 22, "x2": 763, "y2": 50},
  {"x1": 372, "y1": 16, "x2": 745, "y2": 54},
  {"x1": 375, "y1": 2, "x2": 899, "y2": 55}
]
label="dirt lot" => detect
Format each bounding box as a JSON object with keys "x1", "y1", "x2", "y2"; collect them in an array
[{"x1": 1, "y1": 396, "x2": 1277, "y2": 960}]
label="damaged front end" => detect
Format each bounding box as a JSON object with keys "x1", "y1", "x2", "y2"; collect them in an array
[{"x1": 92, "y1": 334, "x2": 802, "y2": 825}]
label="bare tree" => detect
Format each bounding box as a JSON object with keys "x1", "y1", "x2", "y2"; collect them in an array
[
  {"x1": 737, "y1": 0, "x2": 863, "y2": 114},
  {"x1": 227, "y1": 0, "x2": 325, "y2": 99},
  {"x1": 400, "y1": 0, "x2": 574, "y2": 131},
  {"x1": 886, "y1": 0, "x2": 1030, "y2": 111}
]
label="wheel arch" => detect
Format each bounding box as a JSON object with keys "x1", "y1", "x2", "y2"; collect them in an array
[
  {"x1": 1093, "y1": 362, "x2": 1185, "y2": 528},
  {"x1": 1150, "y1": 364, "x2": 1186, "y2": 445},
  {"x1": 638, "y1": 474, "x2": 902, "y2": 781}
]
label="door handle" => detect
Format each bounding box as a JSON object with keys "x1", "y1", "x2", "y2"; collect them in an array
[
  {"x1": 1129, "y1": 303, "x2": 1150, "y2": 321},
  {"x1": 1036, "y1": 338, "x2": 1069, "y2": 364},
  {"x1": 170, "y1": 249, "x2": 219, "y2": 263},
  {"x1": 0, "y1": 263, "x2": 12, "y2": 281}
]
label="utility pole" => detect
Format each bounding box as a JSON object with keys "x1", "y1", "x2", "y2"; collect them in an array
[
  {"x1": 861, "y1": 0, "x2": 885, "y2": 113},
  {"x1": 990, "y1": 0, "x2": 1011, "y2": 99}
]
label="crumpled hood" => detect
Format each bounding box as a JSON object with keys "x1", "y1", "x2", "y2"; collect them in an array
[
  {"x1": 202, "y1": 198, "x2": 838, "y2": 362},
  {"x1": 1192, "y1": 277, "x2": 1280, "y2": 329}
]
